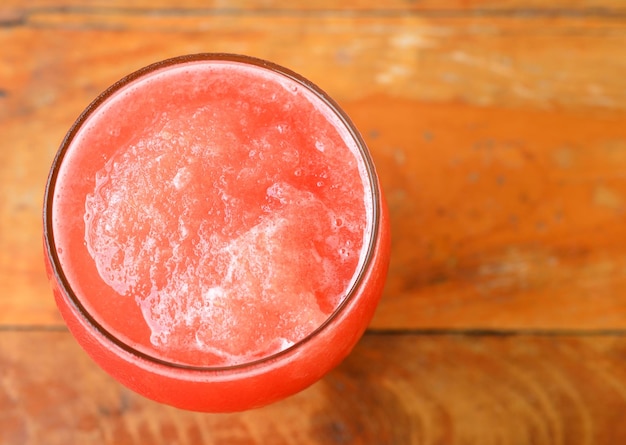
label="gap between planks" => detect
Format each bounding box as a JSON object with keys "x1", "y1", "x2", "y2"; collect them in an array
[
  {"x1": 2, "y1": 5, "x2": 626, "y2": 25},
  {"x1": 3, "y1": 324, "x2": 626, "y2": 337}
]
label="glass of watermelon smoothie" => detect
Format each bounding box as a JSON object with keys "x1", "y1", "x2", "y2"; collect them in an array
[{"x1": 43, "y1": 53, "x2": 390, "y2": 412}]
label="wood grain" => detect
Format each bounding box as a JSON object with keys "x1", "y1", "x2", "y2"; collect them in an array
[
  {"x1": 3, "y1": 330, "x2": 626, "y2": 444},
  {"x1": 3, "y1": 1, "x2": 626, "y2": 442},
  {"x1": 1, "y1": 4, "x2": 625, "y2": 328},
  {"x1": 362, "y1": 99, "x2": 626, "y2": 330}
]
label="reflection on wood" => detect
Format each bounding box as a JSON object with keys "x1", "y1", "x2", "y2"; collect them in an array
[{"x1": 3, "y1": 331, "x2": 626, "y2": 444}]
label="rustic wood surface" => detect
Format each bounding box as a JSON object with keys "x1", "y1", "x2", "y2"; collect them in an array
[
  {"x1": 2, "y1": 1, "x2": 626, "y2": 443},
  {"x1": 4, "y1": 331, "x2": 626, "y2": 444}
]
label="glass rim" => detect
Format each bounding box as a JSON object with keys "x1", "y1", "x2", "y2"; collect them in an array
[{"x1": 43, "y1": 52, "x2": 381, "y2": 372}]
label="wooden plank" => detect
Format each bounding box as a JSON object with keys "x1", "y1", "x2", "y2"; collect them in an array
[
  {"x1": 2, "y1": 15, "x2": 624, "y2": 110},
  {"x1": 362, "y1": 99, "x2": 626, "y2": 330},
  {"x1": 1, "y1": 13, "x2": 625, "y2": 329},
  {"x1": 3, "y1": 330, "x2": 626, "y2": 444}
]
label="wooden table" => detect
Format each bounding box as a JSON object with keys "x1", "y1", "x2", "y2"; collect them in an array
[{"x1": 2, "y1": 1, "x2": 626, "y2": 443}]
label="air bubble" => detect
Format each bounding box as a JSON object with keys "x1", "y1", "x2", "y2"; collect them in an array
[{"x1": 316, "y1": 181, "x2": 324, "y2": 187}]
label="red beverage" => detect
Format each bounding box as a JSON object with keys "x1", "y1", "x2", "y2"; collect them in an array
[{"x1": 44, "y1": 54, "x2": 390, "y2": 412}]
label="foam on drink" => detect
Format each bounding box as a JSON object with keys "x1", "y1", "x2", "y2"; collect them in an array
[{"x1": 58, "y1": 61, "x2": 373, "y2": 367}]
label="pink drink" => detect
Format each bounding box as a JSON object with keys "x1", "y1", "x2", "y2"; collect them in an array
[{"x1": 44, "y1": 54, "x2": 390, "y2": 412}]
